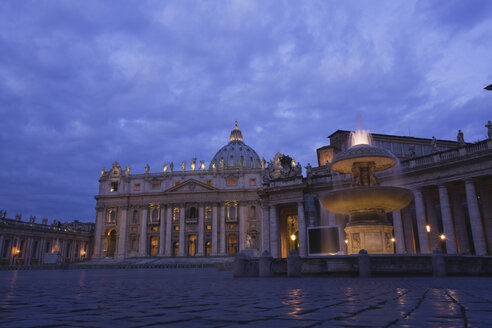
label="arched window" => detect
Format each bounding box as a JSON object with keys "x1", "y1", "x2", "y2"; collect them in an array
[
  {"x1": 205, "y1": 241, "x2": 212, "y2": 256},
  {"x1": 107, "y1": 209, "x2": 116, "y2": 224},
  {"x1": 205, "y1": 206, "x2": 212, "y2": 219},
  {"x1": 229, "y1": 206, "x2": 236, "y2": 219},
  {"x1": 189, "y1": 207, "x2": 197, "y2": 219},
  {"x1": 173, "y1": 208, "x2": 180, "y2": 221},
  {"x1": 151, "y1": 208, "x2": 159, "y2": 223},
  {"x1": 250, "y1": 206, "x2": 256, "y2": 218}
]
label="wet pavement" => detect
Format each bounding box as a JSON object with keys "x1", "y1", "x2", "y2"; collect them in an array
[{"x1": 1, "y1": 268, "x2": 490, "y2": 327}]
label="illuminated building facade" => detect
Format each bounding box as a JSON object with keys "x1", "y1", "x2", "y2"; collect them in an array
[
  {"x1": 94, "y1": 122, "x2": 492, "y2": 259},
  {"x1": 0, "y1": 217, "x2": 93, "y2": 266}
]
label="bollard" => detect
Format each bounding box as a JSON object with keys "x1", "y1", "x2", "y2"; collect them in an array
[
  {"x1": 432, "y1": 248, "x2": 446, "y2": 277},
  {"x1": 259, "y1": 250, "x2": 274, "y2": 277},
  {"x1": 233, "y1": 252, "x2": 248, "y2": 278},
  {"x1": 358, "y1": 249, "x2": 371, "y2": 278},
  {"x1": 287, "y1": 250, "x2": 301, "y2": 277}
]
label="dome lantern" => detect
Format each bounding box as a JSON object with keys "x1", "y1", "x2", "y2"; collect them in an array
[{"x1": 229, "y1": 121, "x2": 243, "y2": 142}]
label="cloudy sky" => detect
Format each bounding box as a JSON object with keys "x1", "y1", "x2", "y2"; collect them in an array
[{"x1": 1, "y1": 1, "x2": 491, "y2": 222}]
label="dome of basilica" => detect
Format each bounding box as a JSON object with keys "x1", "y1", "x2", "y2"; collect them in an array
[{"x1": 209, "y1": 122, "x2": 262, "y2": 170}]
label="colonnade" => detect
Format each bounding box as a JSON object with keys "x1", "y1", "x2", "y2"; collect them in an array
[{"x1": 392, "y1": 177, "x2": 491, "y2": 255}]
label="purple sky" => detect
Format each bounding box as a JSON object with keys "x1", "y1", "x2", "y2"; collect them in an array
[{"x1": 1, "y1": 1, "x2": 492, "y2": 223}]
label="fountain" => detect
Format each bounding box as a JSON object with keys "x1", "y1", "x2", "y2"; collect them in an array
[{"x1": 321, "y1": 129, "x2": 413, "y2": 254}]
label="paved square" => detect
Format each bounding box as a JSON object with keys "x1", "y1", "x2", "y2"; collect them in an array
[{"x1": 1, "y1": 269, "x2": 490, "y2": 327}]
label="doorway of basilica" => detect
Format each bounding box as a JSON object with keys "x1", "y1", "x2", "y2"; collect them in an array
[
  {"x1": 188, "y1": 235, "x2": 197, "y2": 256},
  {"x1": 279, "y1": 206, "x2": 299, "y2": 258},
  {"x1": 104, "y1": 228, "x2": 116, "y2": 258},
  {"x1": 149, "y1": 236, "x2": 158, "y2": 256}
]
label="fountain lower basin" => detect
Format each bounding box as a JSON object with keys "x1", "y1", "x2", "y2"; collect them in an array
[{"x1": 320, "y1": 186, "x2": 413, "y2": 216}]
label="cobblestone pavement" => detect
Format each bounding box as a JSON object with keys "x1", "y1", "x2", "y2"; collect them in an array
[{"x1": 1, "y1": 269, "x2": 491, "y2": 327}]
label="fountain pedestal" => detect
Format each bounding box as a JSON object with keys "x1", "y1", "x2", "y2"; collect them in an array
[{"x1": 345, "y1": 224, "x2": 394, "y2": 254}]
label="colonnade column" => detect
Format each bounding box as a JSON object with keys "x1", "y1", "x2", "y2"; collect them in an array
[
  {"x1": 138, "y1": 207, "x2": 148, "y2": 256},
  {"x1": 158, "y1": 206, "x2": 166, "y2": 256},
  {"x1": 261, "y1": 205, "x2": 270, "y2": 253},
  {"x1": 178, "y1": 205, "x2": 185, "y2": 256},
  {"x1": 392, "y1": 210, "x2": 406, "y2": 254},
  {"x1": 164, "y1": 206, "x2": 172, "y2": 256},
  {"x1": 197, "y1": 205, "x2": 204, "y2": 256},
  {"x1": 219, "y1": 205, "x2": 226, "y2": 255},
  {"x1": 465, "y1": 179, "x2": 487, "y2": 255},
  {"x1": 116, "y1": 207, "x2": 128, "y2": 259},
  {"x1": 211, "y1": 203, "x2": 218, "y2": 256},
  {"x1": 450, "y1": 186, "x2": 470, "y2": 253},
  {"x1": 0, "y1": 235, "x2": 4, "y2": 260},
  {"x1": 269, "y1": 205, "x2": 278, "y2": 258},
  {"x1": 478, "y1": 181, "x2": 492, "y2": 254},
  {"x1": 297, "y1": 202, "x2": 307, "y2": 257},
  {"x1": 413, "y1": 188, "x2": 430, "y2": 253},
  {"x1": 25, "y1": 237, "x2": 33, "y2": 264},
  {"x1": 438, "y1": 184, "x2": 457, "y2": 254},
  {"x1": 93, "y1": 209, "x2": 104, "y2": 258},
  {"x1": 239, "y1": 203, "x2": 247, "y2": 251}
]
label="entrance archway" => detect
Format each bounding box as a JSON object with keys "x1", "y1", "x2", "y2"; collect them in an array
[
  {"x1": 279, "y1": 206, "x2": 299, "y2": 258},
  {"x1": 104, "y1": 228, "x2": 116, "y2": 258},
  {"x1": 228, "y1": 233, "x2": 238, "y2": 256},
  {"x1": 188, "y1": 235, "x2": 196, "y2": 256},
  {"x1": 149, "y1": 236, "x2": 159, "y2": 256}
]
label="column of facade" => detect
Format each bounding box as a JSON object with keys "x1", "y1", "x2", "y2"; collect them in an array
[
  {"x1": 197, "y1": 205, "x2": 204, "y2": 256},
  {"x1": 211, "y1": 203, "x2": 218, "y2": 256},
  {"x1": 465, "y1": 179, "x2": 487, "y2": 255},
  {"x1": 392, "y1": 210, "x2": 406, "y2": 254},
  {"x1": 413, "y1": 188, "x2": 430, "y2": 253},
  {"x1": 165, "y1": 206, "x2": 172, "y2": 256},
  {"x1": 39, "y1": 238, "x2": 46, "y2": 263},
  {"x1": 116, "y1": 207, "x2": 128, "y2": 259},
  {"x1": 24, "y1": 237, "x2": 33, "y2": 265},
  {"x1": 424, "y1": 189, "x2": 440, "y2": 251},
  {"x1": 239, "y1": 203, "x2": 247, "y2": 252},
  {"x1": 450, "y1": 186, "x2": 470, "y2": 253},
  {"x1": 138, "y1": 207, "x2": 148, "y2": 256},
  {"x1": 478, "y1": 181, "x2": 492, "y2": 254},
  {"x1": 158, "y1": 206, "x2": 166, "y2": 256},
  {"x1": 297, "y1": 202, "x2": 307, "y2": 257},
  {"x1": 178, "y1": 205, "x2": 185, "y2": 256},
  {"x1": 269, "y1": 205, "x2": 278, "y2": 258},
  {"x1": 93, "y1": 209, "x2": 104, "y2": 258},
  {"x1": 0, "y1": 234, "x2": 4, "y2": 260},
  {"x1": 438, "y1": 184, "x2": 457, "y2": 254},
  {"x1": 261, "y1": 205, "x2": 270, "y2": 253},
  {"x1": 219, "y1": 204, "x2": 226, "y2": 255}
]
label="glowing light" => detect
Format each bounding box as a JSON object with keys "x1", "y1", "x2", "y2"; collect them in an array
[
  {"x1": 391, "y1": 237, "x2": 396, "y2": 243},
  {"x1": 426, "y1": 225, "x2": 431, "y2": 233},
  {"x1": 440, "y1": 234, "x2": 446, "y2": 240},
  {"x1": 290, "y1": 234, "x2": 296, "y2": 241},
  {"x1": 344, "y1": 239, "x2": 349, "y2": 244},
  {"x1": 350, "y1": 129, "x2": 372, "y2": 147}
]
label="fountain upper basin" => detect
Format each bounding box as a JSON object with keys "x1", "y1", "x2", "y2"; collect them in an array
[
  {"x1": 320, "y1": 186, "x2": 413, "y2": 215},
  {"x1": 331, "y1": 144, "x2": 397, "y2": 173}
]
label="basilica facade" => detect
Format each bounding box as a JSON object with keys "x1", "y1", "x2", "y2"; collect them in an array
[{"x1": 93, "y1": 121, "x2": 492, "y2": 259}]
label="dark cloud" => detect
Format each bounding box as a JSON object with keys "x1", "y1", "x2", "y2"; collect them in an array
[{"x1": 1, "y1": 1, "x2": 491, "y2": 222}]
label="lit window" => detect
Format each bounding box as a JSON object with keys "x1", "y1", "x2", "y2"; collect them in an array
[
  {"x1": 227, "y1": 179, "x2": 237, "y2": 186},
  {"x1": 151, "y1": 226, "x2": 158, "y2": 232},
  {"x1": 110, "y1": 182, "x2": 118, "y2": 192},
  {"x1": 152, "y1": 183, "x2": 160, "y2": 190},
  {"x1": 134, "y1": 184, "x2": 140, "y2": 191},
  {"x1": 206, "y1": 180, "x2": 212, "y2": 185},
  {"x1": 205, "y1": 206, "x2": 212, "y2": 219},
  {"x1": 174, "y1": 181, "x2": 180, "y2": 187},
  {"x1": 206, "y1": 225, "x2": 212, "y2": 230},
  {"x1": 249, "y1": 178, "x2": 256, "y2": 186},
  {"x1": 229, "y1": 224, "x2": 236, "y2": 230},
  {"x1": 173, "y1": 208, "x2": 180, "y2": 221},
  {"x1": 174, "y1": 226, "x2": 180, "y2": 231}
]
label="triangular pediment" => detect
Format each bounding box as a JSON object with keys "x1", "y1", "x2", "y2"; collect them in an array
[{"x1": 165, "y1": 179, "x2": 218, "y2": 193}]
